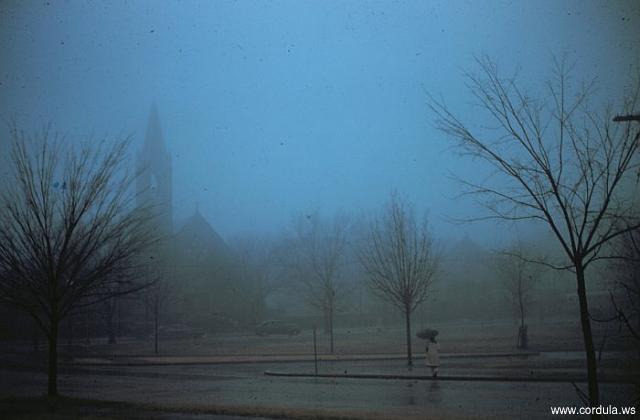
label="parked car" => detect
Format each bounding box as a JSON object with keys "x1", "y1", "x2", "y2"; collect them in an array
[
  {"x1": 158, "y1": 324, "x2": 206, "y2": 339},
  {"x1": 209, "y1": 315, "x2": 239, "y2": 333},
  {"x1": 255, "y1": 320, "x2": 300, "y2": 336}
]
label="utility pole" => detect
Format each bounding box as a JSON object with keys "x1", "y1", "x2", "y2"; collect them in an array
[
  {"x1": 612, "y1": 114, "x2": 640, "y2": 122},
  {"x1": 313, "y1": 324, "x2": 318, "y2": 376},
  {"x1": 613, "y1": 114, "x2": 640, "y2": 174},
  {"x1": 613, "y1": 114, "x2": 640, "y2": 205}
]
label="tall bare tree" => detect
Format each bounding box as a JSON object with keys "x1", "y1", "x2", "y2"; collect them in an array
[
  {"x1": 358, "y1": 194, "x2": 439, "y2": 366},
  {"x1": 0, "y1": 126, "x2": 155, "y2": 396},
  {"x1": 232, "y1": 237, "x2": 281, "y2": 327},
  {"x1": 493, "y1": 244, "x2": 538, "y2": 349},
  {"x1": 284, "y1": 212, "x2": 350, "y2": 354},
  {"x1": 608, "y1": 229, "x2": 640, "y2": 343},
  {"x1": 104, "y1": 290, "x2": 120, "y2": 344},
  {"x1": 142, "y1": 267, "x2": 173, "y2": 355},
  {"x1": 430, "y1": 56, "x2": 640, "y2": 409}
]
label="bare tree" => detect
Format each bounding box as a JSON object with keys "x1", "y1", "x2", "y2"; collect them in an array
[
  {"x1": 284, "y1": 212, "x2": 350, "y2": 354},
  {"x1": 142, "y1": 267, "x2": 173, "y2": 355},
  {"x1": 430, "y1": 56, "x2": 640, "y2": 409},
  {"x1": 608, "y1": 229, "x2": 640, "y2": 343},
  {"x1": 493, "y1": 244, "x2": 538, "y2": 349},
  {"x1": 0, "y1": 126, "x2": 155, "y2": 396},
  {"x1": 607, "y1": 118, "x2": 640, "y2": 342},
  {"x1": 358, "y1": 194, "x2": 439, "y2": 366},
  {"x1": 232, "y1": 237, "x2": 281, "y2": 327},
  {"x1": 104, "y1": 291, "x2": 120, "y2": 344}
]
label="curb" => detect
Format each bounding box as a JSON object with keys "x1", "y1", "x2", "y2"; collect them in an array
[
  {"x1": 67, "y1": 351, "x2": 540, "y2": 367},
  {"x1": 263, "y1": 370, "x2": 638, "y2": 385}
]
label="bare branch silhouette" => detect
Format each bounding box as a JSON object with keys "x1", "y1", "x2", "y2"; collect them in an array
[
  {"x1": 358, "y1": 193, "x2": 439, "y2": 366},
  {"x1": 0, "y1": 125, "x2": 157, "y2": 396},
  {"x1": 429, "y1": 55, "x2": 640, "y2": 408},
  {"x1": 282, "y1": 211, "x2": 351, "y2": 354}
]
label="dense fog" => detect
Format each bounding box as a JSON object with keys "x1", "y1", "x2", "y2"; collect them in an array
[{"x1": 0, "y1": 1, "x2": 638, "y2": 418}]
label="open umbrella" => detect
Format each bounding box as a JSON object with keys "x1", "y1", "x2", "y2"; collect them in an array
[{"x1": 416, "y1": 328, "x2": 439, "y2": 340}]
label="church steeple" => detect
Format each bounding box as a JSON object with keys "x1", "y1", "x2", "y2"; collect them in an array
[
  {"x1": 142, "y1": 101, "x2": 168, "y2": 161},
  {"x1": 137, "y1": 102, "x2": 173, "y2": 235}
]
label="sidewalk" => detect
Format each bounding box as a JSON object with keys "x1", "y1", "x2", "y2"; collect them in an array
[
  {"x1": 263, "y1": 367, "x2": 638, "y2": 384},
  {"x1": 260, "y1": 352, "x2": 639, "y2": 384},
  {"x1": 68, "y1": 351, "x2": 540, "y2": 366},
  {"x1": 64, "y1": 351, "x2": 639, "y2": 385}
]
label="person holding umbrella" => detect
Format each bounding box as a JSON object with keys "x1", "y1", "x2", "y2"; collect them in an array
[
  {"x1": 417, "y1": 328, "x2": 440, "y2": 378},
  {"x1": 425, "y1": 336, "x2": 440, "y2": 377}
]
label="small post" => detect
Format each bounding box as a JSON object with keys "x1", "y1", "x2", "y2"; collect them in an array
[{"x1": 313, "y1": 324, "x2": 318, "y2": 376}]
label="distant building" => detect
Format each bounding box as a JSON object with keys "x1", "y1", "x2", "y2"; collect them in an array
[
  {"x1": 135, "y1": 104, "x2": 238, "y2": 330},
  {"x1": 136, "y1": 102, "x2": 173, "y2": 236},
  {"x1": 136, "y1": 102, "x2": 228, "y2": 244}
]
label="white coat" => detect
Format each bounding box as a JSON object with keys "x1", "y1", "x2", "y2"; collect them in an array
[{"x1": 425, "y1": 341, "x2": 440, "y2": 367}]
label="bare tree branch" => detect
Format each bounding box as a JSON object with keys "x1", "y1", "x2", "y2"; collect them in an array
[
  {"x1": 0, "y1": 125, "x2": 157, "y2": 396},
  {"x1": 281, "y1": 211, "x2": 351, "y2": 354},
  {"x1": 358, "y1": 193, "x2": 439, "y2": 366},
  {"x1": 429, "y1": 56, "x2": 640, "y2": 407}
]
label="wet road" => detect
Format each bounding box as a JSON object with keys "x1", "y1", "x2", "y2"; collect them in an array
[{"x1": 2, "y1": 359, "x2": 637, "y2": 419}]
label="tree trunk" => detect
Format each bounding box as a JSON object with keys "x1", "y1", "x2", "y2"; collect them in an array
[
  {"x1": 144, "y1": 301, "x2": 149, "y2": 338},
  {"x1": 47, "y1": 315, "x2": 59, "y2": 396},
  {"x1": 518, "y1": 291, "x2": 527, "y2": 349},
  {"x1": 84, "y1": 311, "x2": 90, "y2": 345},
  {"x1": 404, "y1": 307, "x2": 413, "y2": 366},
  {"x1": 576, "y1": 264, "x2": 600, "y2": 414},
  {"x1": 107, "y1": 301, "x2": 116, "y2": 344},
  {"x1": 154, "y1": 300, "x2": 159, "y2": 355},
  {"x1": 329, "y1": 299, "x2": 334, "y2": 354},
  {"x1": 67, "y1": 315, "x2": 73, "y2": 347},
  {"x1": 116, "y1": 296, "x2": 121, "y2": 339}
]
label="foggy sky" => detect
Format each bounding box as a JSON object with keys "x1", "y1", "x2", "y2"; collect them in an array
[{"x1": 1, "y1": 0, "x2": 638, "y2": 245}]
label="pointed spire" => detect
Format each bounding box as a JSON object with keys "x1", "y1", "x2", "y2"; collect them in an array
[{"x1": 142, "y1": 101, "x2": 167, "y2": 159}]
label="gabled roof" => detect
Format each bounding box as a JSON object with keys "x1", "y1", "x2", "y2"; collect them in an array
[
  {"x1": 174, "y1": 209, "x2": 229, "y2": 257},
  {"x1": 448, "y1": 234, "x2": 489, "y2": 260}
]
